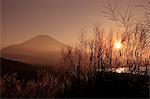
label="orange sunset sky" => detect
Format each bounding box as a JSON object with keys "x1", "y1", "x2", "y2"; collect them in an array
[{"x1": 1, "y1": 0, "x2": 148, "y2": 48}]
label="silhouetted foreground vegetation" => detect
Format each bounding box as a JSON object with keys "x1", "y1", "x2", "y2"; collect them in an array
[
  {"x1": 62, "y1": 72, "x2": 149, "y2": 98},
  {"x1": 0, "y1": 71, "x2": 149, "y2": 98}
]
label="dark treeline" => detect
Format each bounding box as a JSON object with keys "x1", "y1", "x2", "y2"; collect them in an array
[{"x1": 0, "y1": 69, "x2": 149, "y2": 98}]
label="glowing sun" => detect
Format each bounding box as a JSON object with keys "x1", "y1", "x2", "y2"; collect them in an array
[{"x1": 114, "y1": 40, "x2": 122, "y2": 49}]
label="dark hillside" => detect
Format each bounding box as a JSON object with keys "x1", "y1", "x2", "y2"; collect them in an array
[{"x1": 0, "y1": 58, "x2": 37, "y2": 80}]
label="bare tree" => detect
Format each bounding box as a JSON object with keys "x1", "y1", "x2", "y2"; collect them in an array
[{"x1": 102, "y1": 2, "x2": 150, "y2": 73}]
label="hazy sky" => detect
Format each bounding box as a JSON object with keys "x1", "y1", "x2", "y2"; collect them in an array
[{"x1": 1, "y1": 0, "x2": 147, "y2": 48}]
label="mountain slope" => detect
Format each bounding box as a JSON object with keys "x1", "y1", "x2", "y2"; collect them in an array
[{"x1": 1, "y1": 35, "x2": 65, "y2": 66}]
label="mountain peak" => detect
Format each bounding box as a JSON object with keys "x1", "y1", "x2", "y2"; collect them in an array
[
  {"x1": 20, "y1": 34, "x2": 61, "y2": 46},
  {"x1": 35, "y1": 35, "x2": 51, "y2": 39},
  {"x1": 31, "y1": 35, "x2": 55, "y2": 40},
  {"x1": 1, "y1": 34, "x2": 66, "y2": 66}
]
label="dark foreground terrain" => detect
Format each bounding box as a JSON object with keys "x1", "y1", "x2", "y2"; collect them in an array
[
  {"x1": 0, "y1": 58, "x2": 149, "y2": 98},
  {"x1": 0, "y1": 72, "x2": 149, "y2": 98},
  {"x1": 62, "y1": 72, "x2": 149, "y2": 98}
]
